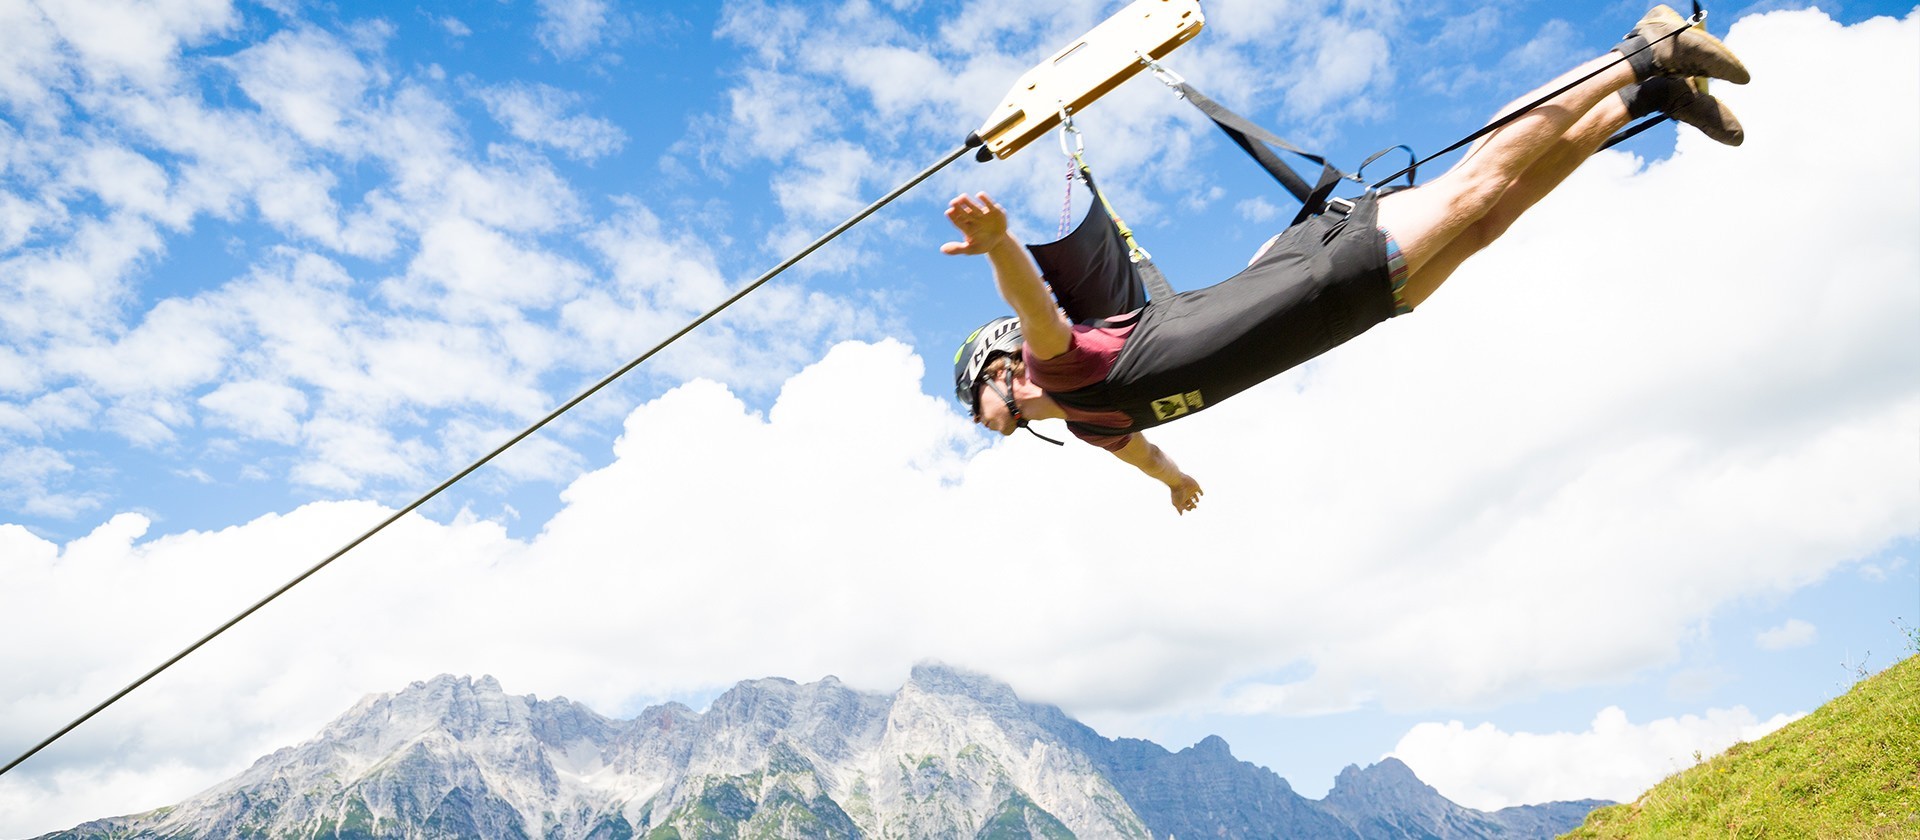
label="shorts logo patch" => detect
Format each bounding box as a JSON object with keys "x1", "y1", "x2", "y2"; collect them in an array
[{"x1": 1151, "y1": 391, "x2": 1205, "y2": 421}]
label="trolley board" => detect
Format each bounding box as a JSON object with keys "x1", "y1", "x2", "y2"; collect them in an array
[{"x1": 975, "y1": 0, "x2": 1205, "y2": 160}]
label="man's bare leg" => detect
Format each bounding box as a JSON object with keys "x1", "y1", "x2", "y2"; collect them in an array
[
  {"x1": 1393, "y1": 94, "x2": 1632, "y2": 309},
  {"x1": 1374, "y1": 55, "x2": 1637, "y2": 287},
  {"x1": 1375, "y1": 4, "x2": 1750, "y2": 307}
]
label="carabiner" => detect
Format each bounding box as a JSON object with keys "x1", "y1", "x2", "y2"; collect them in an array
[
  {"x1": 1057, "y1": 108, "x2": 1085, "y2": 159},
  {"x1": 1139, "y1": 54, "x2": 1187, "y2": 92}
]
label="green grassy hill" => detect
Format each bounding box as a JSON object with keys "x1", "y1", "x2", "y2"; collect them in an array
[{"x1": 1564, "y1": 654, "x2": 1920, "y2": 839}]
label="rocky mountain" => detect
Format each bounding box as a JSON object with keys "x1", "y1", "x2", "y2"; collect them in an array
[{"x1": 34, "y1": 666, "x2": 1607, "y2": 839}]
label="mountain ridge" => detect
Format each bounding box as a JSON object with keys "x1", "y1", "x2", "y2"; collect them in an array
[{"x1": 33, "y1": 666, "x2": 1608, "y2": 840}]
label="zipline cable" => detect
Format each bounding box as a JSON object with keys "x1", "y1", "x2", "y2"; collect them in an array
[{"x1": 0, "y1": 133, "x2": 988, "y2": 779}]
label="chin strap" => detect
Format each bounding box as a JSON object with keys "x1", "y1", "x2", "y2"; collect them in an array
[
  {"x1": 982, "y1": 372, "x2": 1066, "y2": 447},
  {"x1": 1020, "y1": 422, "x2": 1066, "y2": 446}
]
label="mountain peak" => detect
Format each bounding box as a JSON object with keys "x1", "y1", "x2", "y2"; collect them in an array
[
  {"x1": 1191, "y1": 734, "x2": 1233, "y2": 758},
  {"x1": 906, "y1": 661, "x2": 1018, "y2": 704},
  {"x1": 1331, "y1": 756, "x2": 1433, "y2": 799}
]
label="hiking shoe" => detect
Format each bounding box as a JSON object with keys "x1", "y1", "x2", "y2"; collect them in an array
[
  {"x1": 1620, "y1": 76, "x2": 1745, "y2": 145},
  {"x1": 1617, "y1": 5, "x2": 1751, "y2": 85}
]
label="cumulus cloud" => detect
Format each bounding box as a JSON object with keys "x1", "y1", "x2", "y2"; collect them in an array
[
  {"x1": 1391, "y1": 705, "x2": 1803, "y2": 810},
  {"x1": 1, "y1": 6, "x2": 1916, "y2": 837}
]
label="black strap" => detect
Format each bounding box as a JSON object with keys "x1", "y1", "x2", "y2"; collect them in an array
[
  {"x1": 1292, "y1": 163, "x2": 1349, "y2": 227},
  {"x1": 1357, "y1": 145, "x2": 1417, "y2": 188},
  {"x1": 1134, "y1": 258, "x2": 1176, "y2": 305},
  {"x1": 1597, "y1": 114, "x2": 1673, "y2": 151},
  {"x1": 1171, "y1": 81, "x2": 1360, "y2": 217}
]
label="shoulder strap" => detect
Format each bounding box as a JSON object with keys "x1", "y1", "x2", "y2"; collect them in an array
[{"x1": 1169, "y1": 81, "x2": 1377, "y2": 216}]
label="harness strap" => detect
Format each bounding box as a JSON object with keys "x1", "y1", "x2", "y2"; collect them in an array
[
  {"x1": 1170, "y1": 82, "x2": 1319, "y2": 204},
  {"x1": 1597, "y1": 114, "x2": 1673, "y2": 151},
  {"x1": 1165, "y1": 80, "x2": 1367, "y2": 219}
]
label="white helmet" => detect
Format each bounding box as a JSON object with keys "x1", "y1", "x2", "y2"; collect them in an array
[
  {"x1": 952, "y1": 316, "x2": 1063, "y2": 445},
  {"x1": 952, "y1": 316, "x2": 1023, "y2": 413}
]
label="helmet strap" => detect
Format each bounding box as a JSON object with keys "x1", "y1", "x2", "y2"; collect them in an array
[
  {"x1": 982, "y1": 369, "x2": 1064, "y2": 446},
  {"x1": 1020, "y1": 422, "x2": 1066, "y2": 446}
]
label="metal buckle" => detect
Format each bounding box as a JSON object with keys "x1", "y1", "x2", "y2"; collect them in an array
[{"x1": 1324, "y1": 196, "x2": 1356, "y2": 217}]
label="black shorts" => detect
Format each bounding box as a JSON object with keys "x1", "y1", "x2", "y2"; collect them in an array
[{"x1": 1057, "y1": 193, "x2": 1398, "y2": 433}]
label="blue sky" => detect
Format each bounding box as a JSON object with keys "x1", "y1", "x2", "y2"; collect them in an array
[{"x1": 2, "y1": 0, "x2": 1917, "y2": 833}]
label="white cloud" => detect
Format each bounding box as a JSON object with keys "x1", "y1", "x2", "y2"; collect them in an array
[
  {"x1": 1, "y1": 212, "x2": 160, "y2": 345},
  {"x1": 1858, "y1": 556, "x2": 1908, "y2": 583},
  {"x1": 1391, "y1": 705, "x2": 1803, "y2": 810},
  {"x1": 0, "y1": 445, "x2": 97, "y2": 518},
  {"x1": 0, "y1": 0, "x2": 771, "y2": 506},
  {"x1": 1503, "y1": 19, "x2": 1583, "y2": 78},
  {"x1": 52, "y1": 296, "x2": 236, "y2": 397},
  {"x1": 478, "y1": 82, "x2": 627, "y2": 161},
  {"x1": 707, "y1": 0, "x2": 1224, "y2": 259},
  {"x1": 1284, "y1": 25, "x2": 1392, "y2": 118},
  {"x1": 70, "y1": 144, "x2": 175, "y2": 222},
  {"x1": 31, "y1": 0, "x2": 238, "y2": 90},
  {"x1": 389, "y1": 216, "x2": 587, "y2": 320},
  {"x1": 534, "y1": 0, "x2": 614, "y2": 59},
  {"x1": 198, "y1": 380, "x2": 309, "y2": 443},
  {"x1": 1756, "y1": 618, "x2": 1817, "y2": 651},
  {"x1": 0, "y1": 1, "x2": 66, "y2": 118},
  {"x1": 1, "y1": 7, "x2": 1917, "y2": 835},
  {"x1": 566, "y1": 198, "x2": 884, "y2": 392},
  {"x1": 1235, "y1": 196, "x2": 1279, "y2": 222},
  {"x1": 226, "y1": 28, "x2": 376, "y2": 150}
]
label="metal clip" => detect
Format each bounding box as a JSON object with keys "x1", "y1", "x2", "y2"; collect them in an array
[
  {"x1": 1057, "y1": 108, "x2": 1085, "y2": 158},
  {"x1": 1138, "y1": 54, "x2": 1187, "y2": 94}
]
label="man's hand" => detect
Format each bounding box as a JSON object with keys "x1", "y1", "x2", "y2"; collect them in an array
[
  {"x1": 1168, "y1": 473, "x2": 1203, "y2": 515},
  {"x1": 1113, "y1": 434, "x2": 1204, "y2": 515},
  {"x1": 939, "y1": 191, "x2": 1071, "y2": 358},
  {"x1": 941, "y1": 193, "x2": 1010, "y2": 256}
]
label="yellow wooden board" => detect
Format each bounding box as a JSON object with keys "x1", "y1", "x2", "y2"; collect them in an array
[{"x1": 975, "y1": 0, "x2": 1205, "y2": 160}]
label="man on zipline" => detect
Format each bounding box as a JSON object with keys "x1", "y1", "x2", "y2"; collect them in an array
[{"x1": 946, "y1": 5, "x2": 1748, "y2": 514}]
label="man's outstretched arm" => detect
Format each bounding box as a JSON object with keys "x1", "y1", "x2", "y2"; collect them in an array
[
  {"x1": 941, "y1": 193, "x2": 1070, "y2": 359},
  {"x1": 1111, "y1": 433, "x2": 1204, "y2": 514}
]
